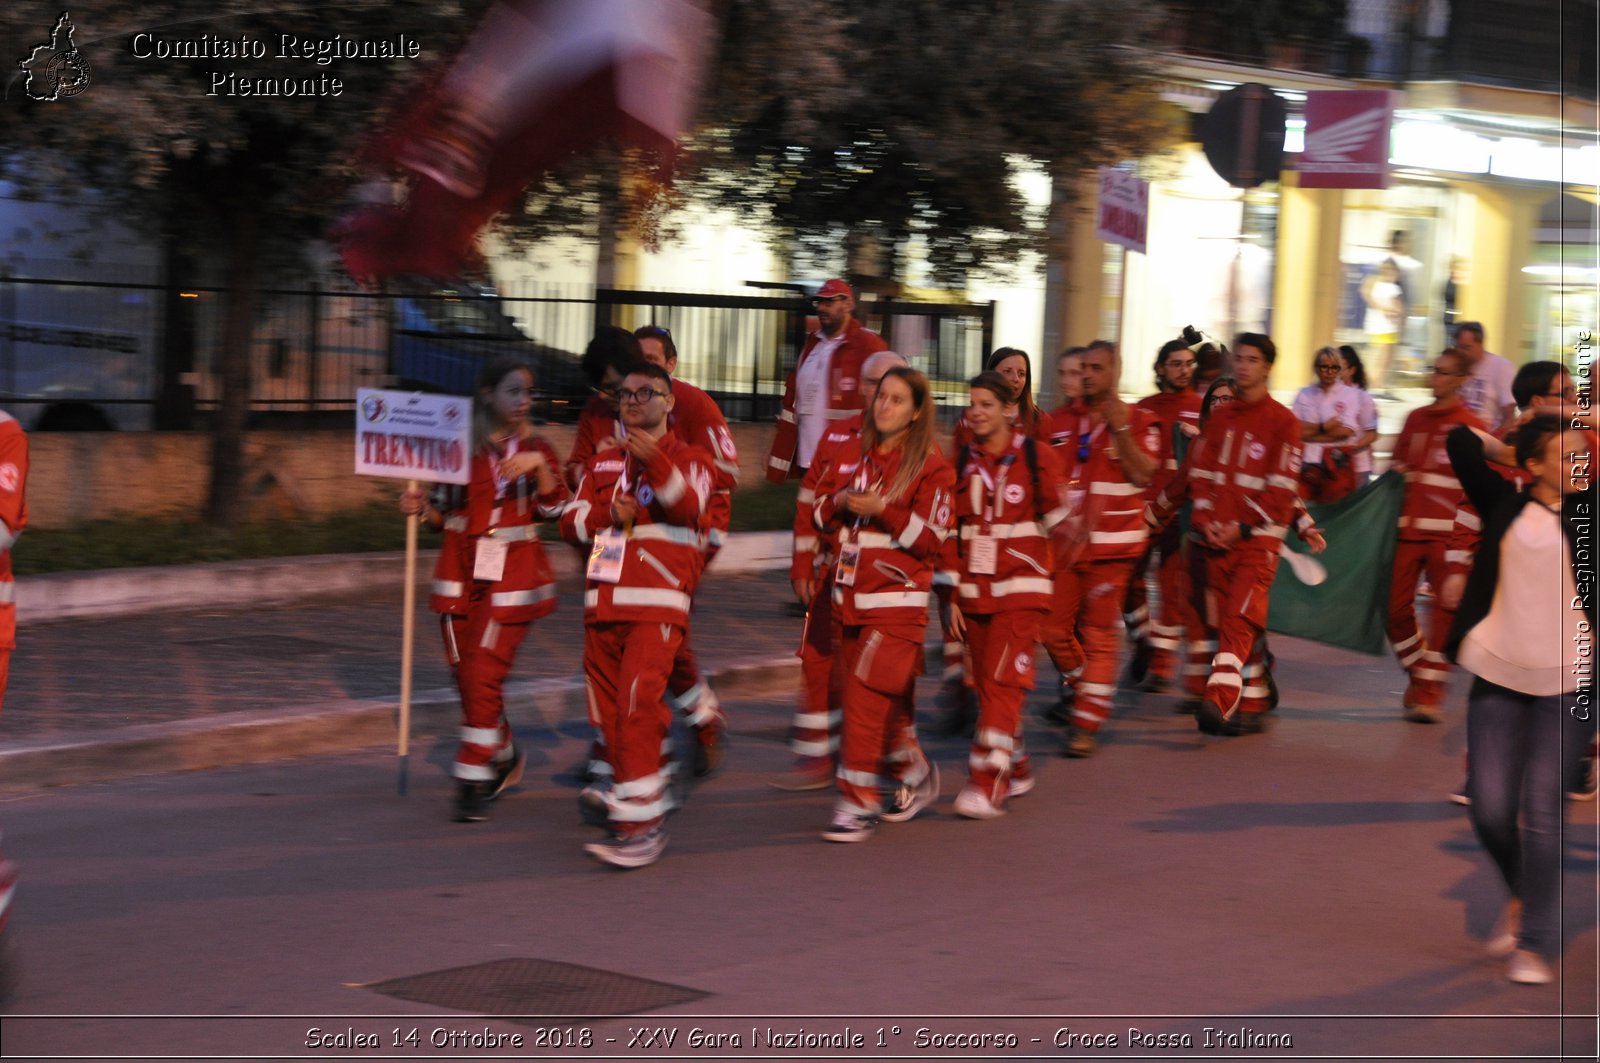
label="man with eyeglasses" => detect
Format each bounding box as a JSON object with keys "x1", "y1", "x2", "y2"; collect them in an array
[
  {"x1": 764, "y1": 278, "x2": 887, "y2": 482},
  {"x1": 1386, "y1": 347, "x2": 1486, "y2": 724},
  {"x1": 561, "y1": 362, "x2": 718, "y2": 869},
  {"x1": 1122, "y1": 340, "x2": 1204, "y2": 692},
  {"x1": 1452, "y1": 322, "x2": 1516, "y2": 434},
  {"x1": 775, "y1": 349, "x2": 908, "y2": 790},
  {"x1": 1291, "y1": 346, "x2": 1364, "y2": 503}
]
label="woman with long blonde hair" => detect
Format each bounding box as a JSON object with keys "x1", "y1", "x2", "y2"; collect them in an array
[{"x1": 810, "y1": 367, "x2": 955, "y2": 841}]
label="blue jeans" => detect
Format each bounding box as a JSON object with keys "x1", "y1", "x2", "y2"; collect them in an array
[{"x1": 1465, "y1": 678, "x2": 1589, "y2": 957}]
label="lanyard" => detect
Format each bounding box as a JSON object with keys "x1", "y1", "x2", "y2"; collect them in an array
[
  {"x1": 491, "y1": 436, "x2": 520, "y2": 500},
  {"x1": 848, "y1": 452, "x2": 887, "y2": 537},
  {"x1": 1070, "y1": 415, "x2": 1104, "y2": 487},
  {"x1": 969, "y1": 440, "x2": 1019, "y2": 530}
]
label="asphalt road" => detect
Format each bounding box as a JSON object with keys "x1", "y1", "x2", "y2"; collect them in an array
[{"x1": 0, "y1": 642, "x2": 1595, "y2": 1062}]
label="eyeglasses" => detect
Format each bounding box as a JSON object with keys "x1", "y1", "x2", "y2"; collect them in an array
[
  {"x1": 1545, "y1": 387, "x2": 1578, "y2": 400},
  {"x1": 1431, "y1": 367, "x2": 1467, "y2": 377},
  {"x1": 811, "y1": 295, "x2": 848, "y2": 307},
  {"x1": 618, "y1": 387, "x2": 668, "y2": 404},
  {"x1": 1315, "y1": 363, "x2": 1342, "y2": 372}
]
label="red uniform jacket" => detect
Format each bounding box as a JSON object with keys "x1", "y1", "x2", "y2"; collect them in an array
[
  {"x1": 561, "y1": 432, "x2": 716, "y2": 627},
  {"x1": 1392, "y1": 402, "x2": 1485, "y2": 541},
  {"x1": 811, "y1": 442, "x2": 954, "y2": 628},
  {"x1": 792, "y1": 412, "x2": 863, "y2": 582},
  {"x1": 1189, "y1": 393, "x2": 1303, "y2": 549},
  {"x1": 764, "y1": 318, "x2": 887, "y2": 482},
  {"x1": 1053, "y1": 405, "x2": 1162, "y2": 561},
  {"x1": 455, "y1": 435, "x2": 568, "y2": 624},
  {"x1": 1135, "y1": 389, "x2": 1203, "y2": 496},
  {"x1": 937, "y1": 429, "x2": 1070, "y2": 614},
  {"x1": 426, "y1": 482, "x2": 470, "y2": 616},
  {"x1": 0, "y1": 414, "x2": 27, "y2": 650}
]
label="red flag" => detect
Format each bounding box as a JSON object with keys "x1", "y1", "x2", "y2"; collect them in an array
[{"x1": 339, "y1": 0, "x2": 714, "y2": 284}]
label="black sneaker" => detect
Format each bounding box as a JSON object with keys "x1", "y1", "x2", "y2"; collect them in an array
[
  {"x1": 1221, "y1": 711, "x2": 1266, "y2": 736},
  {"x1": 1174, "y1": 696, "x2": 1201, "y2": 715},
  {"x1": 452, "y1": 781, "x2": 494, "y2": 823},
  {"x1": 935, "y1": 680, "x2": 978, "y2": 738},
  {"x1": 488, "y1": 745, "x2": 526, "y2": 800},
  {"x1": 1264, "y1": 669, "x2": 1280, "y2": 711},
  {"x1": 1123, "y1": 638, "x2": 1154, "y2": 685},
  {"x1": 1040, "y1": 677, "x2": 1076, "y2": 727},
  {"x1": 1194, "y1": 700, "x2": 1225, "y2": 735}
]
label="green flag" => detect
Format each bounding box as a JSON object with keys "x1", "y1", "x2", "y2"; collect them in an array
[{"x1": 1267, "y1": 471, "x2": 1405, "y2": 656}]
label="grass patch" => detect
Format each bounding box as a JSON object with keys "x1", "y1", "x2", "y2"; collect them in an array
[{"x1": 18, "y1": 482, "x2": 802, "y2": 574}]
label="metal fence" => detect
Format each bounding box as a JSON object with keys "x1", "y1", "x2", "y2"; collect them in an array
[{"x1": 0, "y1": 271, "x2": 995, "y2": 430}]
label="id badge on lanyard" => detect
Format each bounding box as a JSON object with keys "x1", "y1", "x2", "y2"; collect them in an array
[
  {"x1": 587, "y1": 528, "x2": 627, "y2": 584},
  {"x1": 968, "y1": 450, "x2": 1011, "y2": 576},
  {"x1": 474, "y1": 536, "x2": 509, "y2": 582},
  {"x1": 836, "y1": 461, "x2": 875, "y2": 587}
]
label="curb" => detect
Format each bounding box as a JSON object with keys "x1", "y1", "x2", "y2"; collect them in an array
[
  {"x1": 17, "y1": 530, "x2": 794, "y2": 624},
  {"x1": 0, "y1": 656, "x2": 802, "y2": 792}
]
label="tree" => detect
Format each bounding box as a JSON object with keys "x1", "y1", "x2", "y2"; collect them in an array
[{"x1": 1, "y1": 0, "x2": 487, "y2": 526}]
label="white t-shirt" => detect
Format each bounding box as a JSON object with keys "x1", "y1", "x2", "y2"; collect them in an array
[
  {"x1": 1291, "y1": 380, "x2": 1364, "y2": 465},
  {"x1": 1350, "y1": 387, "x2": 1378, "y2": 475},
  {"x1": 795, "y1": 330, "x2": 846, "y2": 468},
  {"x1": 1458, "y1": 502, "x2": 1580, "y2": 695},
  {"x1": 1460, "y1": 351, "x2": 1515, "y2": 432}
]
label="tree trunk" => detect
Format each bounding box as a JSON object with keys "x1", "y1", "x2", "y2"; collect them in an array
[{"x1": 204, "y1": 202, "x2": 259, "y2": 528}]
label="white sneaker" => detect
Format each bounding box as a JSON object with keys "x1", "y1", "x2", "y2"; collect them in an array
[
  {"x1": 880, "y1": 761, "x2": 940, "y2": 824},
  {"x1": 953, "y1": 785, "x2": 1006, "y2": 820},
  {"x1": 821, "y1": 809, "x2": 876, "y2": 843},
  {"x1": 1487, "y1": 899, "x2": 1521, "y2": 958},
  {"x1": 584, "y1": 828, "x2": 666, "y2": 869},
  {"x1": 1507, "y1": 949, "x2": 1552, "y2": 985},
  {"x1": 1006, "y1": 775, "x2": 1036, "y2": 799}
]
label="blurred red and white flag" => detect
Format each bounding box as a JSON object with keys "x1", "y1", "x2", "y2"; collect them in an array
[{"x1": 339, "y1": 0, "x2": 714, "y2": 284}]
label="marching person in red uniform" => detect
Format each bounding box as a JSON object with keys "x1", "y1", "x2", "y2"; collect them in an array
[
  {"x1": 403, "y1": 358, "x2": 567, "y2": 822},
  {"x1": 561, "y1": 362, "x2": 718, "y2": 869},
  {"x1": 1046, "y1": 340, "x2": 1159, "y2": 757},
  {"x1": 940, "y1": 348, "x2": 1054, "y2": 736},
  {"x1": 810, "y1": 367, "x2": 954, "y2": 842},
  {"x1": 1186, "y1": 334, "x2": 1304, "y2": 737},
  {"x1": 764, "y1": 279, "x2": 887, "y2": 482},
  {"x1": 0, "y1": 410, "x2": 26, "y2": 717},
  {"x1": 938, "y1": 371, "x2": 1070, "y2": 818},
  {"x1": 777, "y1": 350, "x2": 907, "y2": 790},
  {"x1": 1039, "y1": 345, "x2": 1087, "y2": 722},
  {"x1": 1386, "y1": 348, "x2": 1485, "y2": 724},
  {"x1": 567, "y1": 327, "x2": 737, "y2": 789},
  {"x1": 1124, "y1": 339, "x2": 1202, "y2": 690}
]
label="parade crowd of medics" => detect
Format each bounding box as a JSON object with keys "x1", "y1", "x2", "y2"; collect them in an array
[{"x1": 402, "y1": 281, "x2": 1593, "y2": 985}]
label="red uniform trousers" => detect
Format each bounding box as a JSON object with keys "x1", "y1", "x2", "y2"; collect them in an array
[
  {"x1": 794, "y1": 572, "x2": 846, "y2": 760},
  {"x1": 585, "y1": 621, "x2": 682, "y2": 837},
  {"x1": 964, "y1": 609, "x2": 1043, "y2": 803},
  {"x1": 1055, "y1": 558, "x2": 1139, "y2": 733},
  {"x1": 1190, "y1": 544, "x2": 1278, "y2": 719},
  {"x1": 1387, "y1": 538, "x2": 1455, "y2": 711},
  {"x1": 1039, "y1": 566, "x2": 1085, "y2": 688},
  {"x1": 1123, "y1": 522, "x2": 1197, "y2": 685},
  {"x1": 587, "y1": 609, "x2": 720, "y2": 781},
  {"x1": 835, "y1": 624, "x2": 930, "y2": 818},
  {"x1": 452, "y1": 583, "x2": 532, "y2": 782}
]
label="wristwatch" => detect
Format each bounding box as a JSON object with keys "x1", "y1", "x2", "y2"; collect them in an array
[{"x1": 1237, "y1": 521, "x2": 1254, "y2": 540}]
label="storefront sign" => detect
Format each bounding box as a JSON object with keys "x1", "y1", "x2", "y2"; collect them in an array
[
  {"x1": 1300, "y1": 90, "x2": 1395, "y2": 189},
  {"x1": 355, "y1": 388, "x2": 472, "y2": 484},
  {"x1": 1095, "y1": 167, "x2": 1149, "y2": 255}
]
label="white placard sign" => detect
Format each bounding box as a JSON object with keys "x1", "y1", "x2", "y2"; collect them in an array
[
  {"x1": 355, "y1": 388, "x2": 472, "y2": 485},
  {"x1": 1095, "y1": 166, "x2": 1149, "y2": 255}
]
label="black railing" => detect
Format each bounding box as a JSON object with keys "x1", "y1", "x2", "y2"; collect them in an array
[{"x1": 0, "y1": 272, "x2": 995, "y2": 430}]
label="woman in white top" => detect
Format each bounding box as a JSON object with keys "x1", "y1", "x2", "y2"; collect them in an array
[
  {"x1": 1444, "y1": 413, "x2": 1594, "y2": 985},
  {"x1": 1336, "y1": 345, "x2": 1380, "y2": 487}
]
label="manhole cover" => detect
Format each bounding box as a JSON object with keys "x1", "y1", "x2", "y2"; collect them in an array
[{"x1": 366, "y1": 958, "x2": 709, "y2": 1020}]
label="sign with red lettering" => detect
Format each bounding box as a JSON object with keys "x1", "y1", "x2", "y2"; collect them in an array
[
  {"x1": 1300, "y1": 90, "x2": 1395, "y2": 189},
  {"x1": 1095, "y1": 167, "x2": 1149, "y2": 255},
  {"x1": 356, "y1": 388, "x2": 472, "y2": 484}
]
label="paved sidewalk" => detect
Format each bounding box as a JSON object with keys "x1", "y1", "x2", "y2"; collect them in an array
[{"x1": 0, "y1": 565, "x2": 811, "y2": 789}]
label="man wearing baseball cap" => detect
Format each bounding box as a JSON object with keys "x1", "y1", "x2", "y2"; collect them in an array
[{"x1": 764, "y1": 278, "x2": 888, "y2": 483}]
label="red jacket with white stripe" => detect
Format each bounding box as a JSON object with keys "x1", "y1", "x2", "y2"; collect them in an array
[
  {"x1": 791, "y1": 413, "x2": 863, "y2": 582},
  {"x1": 1392, "y1": 401, "x2": 1485, "y2": 541},
  {"x1": 561, "y1": 432, "x2": 716, "y2": 627},
  {"x1": 937, "y1": 429, "x2": 1070, "y2": 614},
  {"x1": 1053, "y1": 405, "x2": 1162, "y2": 561},
  {"x1": 0, "y1": 414, "x2": 26, "y2": 650},
  {"x1": 426, "y1": 483, "x2": 471, "y2": 616},
  {"x1": 1135, "y1": 389, "x2": 1202, "y2": 496},
  {"x1": 812, "y1": 442, "x2": 955, "y2": 628},
  {"x1": 1189, "y1": 393, "x2": 1303, "y2": 550},
  {"x1": 566, "y1": 382, "x2": 737, "y2": 547},
  {"x1": 456, "y1": 435, "x2": 568, "y2": 623},
  {"x1": 764, "y1": 319, "x2": 887, "y2": 482}
]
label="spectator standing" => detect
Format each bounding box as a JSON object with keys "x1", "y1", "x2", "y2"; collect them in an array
[
  {"x1": 1453, "y1": 321, "x2": 1517, "y2": 433},
  {"x1": 1292, "y1": 346, "x2": 1365, "y2": 503},
  {"x1": 1336, "y1": 345, "x2": 1380, "y2": 488},
  {"x1": 764, "y1": 279, "x2": 887, "y2": 482}
]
